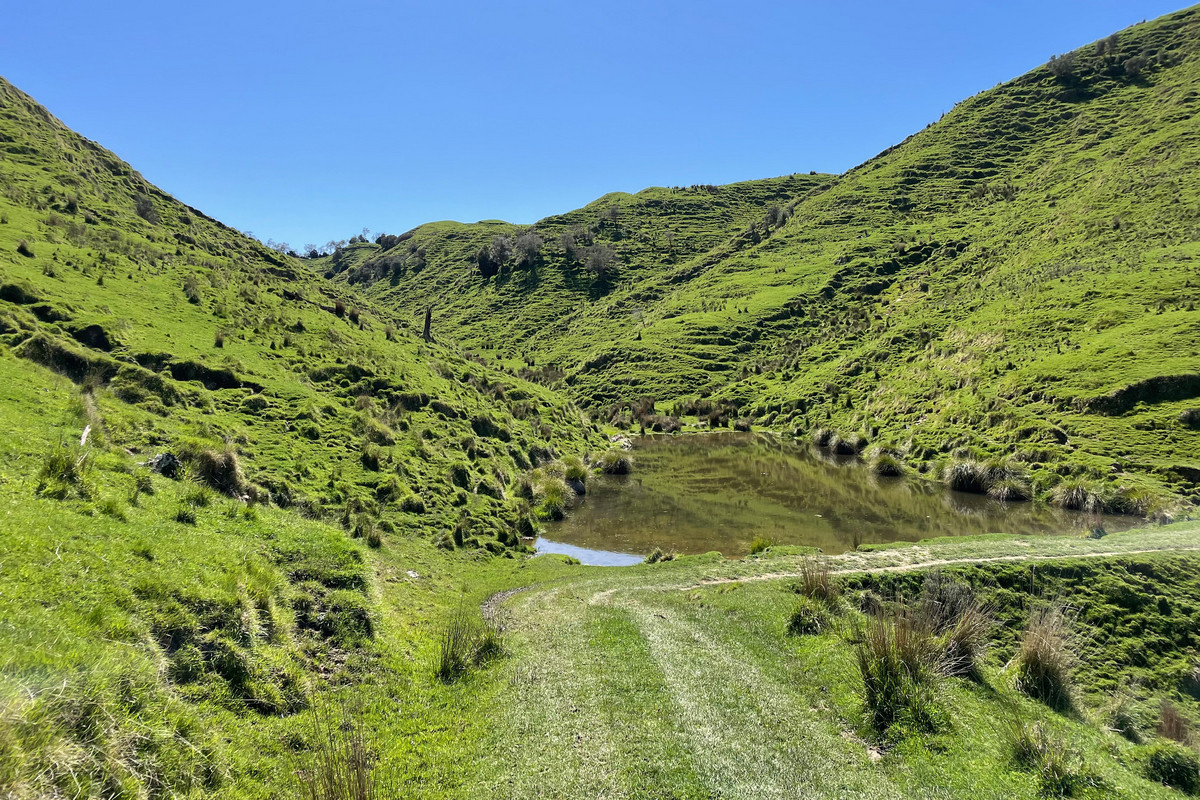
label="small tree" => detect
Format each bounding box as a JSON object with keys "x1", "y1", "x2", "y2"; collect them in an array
[
  {"x1": 1047, "y1": 52, "x2": 1077, "y2": 82},
  {"x1": 514, "y1": 232, "x2": 544, "y2": 267},
  {"x1": 489, "y1": 235, "x2": 513, "y2": 266},
  {"x1": 135, "y1": 195, "x2": 160, "y2": 224},
  {"x1": 585, "y1": 244, "x2": 618, "y2": 278}
]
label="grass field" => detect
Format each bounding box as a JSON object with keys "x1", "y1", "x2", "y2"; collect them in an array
[{"x1": 2, "y1": 5, "x2": 1200, "y2": 799}]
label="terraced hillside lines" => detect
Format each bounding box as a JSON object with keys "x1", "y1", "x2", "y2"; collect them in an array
[{"x1": 348, "y1": 7, "x2": 1200, "y2": 509}]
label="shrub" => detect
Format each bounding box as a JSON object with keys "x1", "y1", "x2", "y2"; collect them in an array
[
  {"x1": 16, "y1": 239, "x2": 34, "y2": 257},
  {"x1": 1015, "y1": 605, "x2": 1074, "y2": 711},
  {"x1": 787, "y1": 598, "x2": 832, "y2": 636},
  {"x1": 1138, "y1": 742, "x2": 1200, "y2": 794},
  {"x1": 597, "y1": 449, "x2": 633, "y2": 475},
  {"x1": 1180, "y1": 408, "x2": 1200, "y2": 429},
  {"x1": 748, "y1": 535, "x2": 776, "y2": 555}
]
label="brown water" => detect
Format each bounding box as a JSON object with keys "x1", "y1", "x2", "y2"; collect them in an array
[{"x1": 536, "y1": 432, "x2": 1136, "y2": 565}]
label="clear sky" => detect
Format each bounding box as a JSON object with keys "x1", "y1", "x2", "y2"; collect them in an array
[{"x1": 1, "y1": 1, "x2": 1187, "y2": 250}]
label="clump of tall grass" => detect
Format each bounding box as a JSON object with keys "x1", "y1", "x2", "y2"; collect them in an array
[
  {"x1": 1159, "y1": 700, "x2": 1193, "y2": 744},
  {"x1": 869, "y1": 450, "x2": 905, "y2": 477},
  {"x1": 787, "y1": 597, "x2": 832, "y2": 636},
  {"x1": 1051, "y1": 477, "x2": 1107, "y2": 513},
  {"x1": 796, "y1": 557, "x2": 839, "y2": 606},
  {"x1": 748, "y1": 535, "x2": 776, "y2": 555},
  {"x1": 853, "y1": 612, "x2": 941, "y2": 732},
  {"x1": 988, "y1": 476, "x2": 1031, "y2": 502},
  {"x1": 1007, "y1": 717, "x2": 1102, "y2": 798},
  {"x1": 562, "y1": 455, "x2": 589, "y2": 483},
  {"x1": 597, "y1": 449, "x2": 633, "y2": 475},
  {"x1": 435, "y1": 606, "x2": 505, "y2": 683},
  {"x1": 1015, "y1": 605, "x2": 1075, "y2": 711},
  {"x1": 1137, "y1": 741, "x2": 1200, "y2": 794},
  {"x1": 36, "y1": 441, "x2": 93, "y2": 499},
  {"x1": 943, "y1": 459, "x2": 989, "y2": 494},
  {"x1": 645, "y1": 547, "x2": 677, "y2": 564},
  {"x1": 1103, "y1": 689, "x2": 1145, "y2": 742},
  {"x1": 294, "y1": 695, "x2": 395, "y2": 800},
  {"x1": 916, "y1": 572, "x2": 992, "y2": 678}
]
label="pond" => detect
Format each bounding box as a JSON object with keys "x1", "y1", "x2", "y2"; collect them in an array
[{"x1": 536, "y1": 432, "x2": 1137, "y2": 566}]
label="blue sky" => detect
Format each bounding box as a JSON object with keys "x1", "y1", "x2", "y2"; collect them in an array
[{"x1": 1, "y1": 1, "x2": 1185, "y2": 249}]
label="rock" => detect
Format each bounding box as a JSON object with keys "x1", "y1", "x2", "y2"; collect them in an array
[
  {"x1": 566, "y1": 477, "x2": 587, "y2": 496},
  {"x1": 144, "y1": 452, "x2": 181, "y2": 479}
]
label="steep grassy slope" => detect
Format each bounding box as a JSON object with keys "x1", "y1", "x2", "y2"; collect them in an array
[
  {"x1": 349, "y1": 7, "x2": 1200, "y2": 511},
  {"x1": 0, "y1": 76, "x2": 604, "y2": 796}
]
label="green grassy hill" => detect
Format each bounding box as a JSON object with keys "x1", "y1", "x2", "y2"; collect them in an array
[
  {"x1": 2, "y1": 6, "x2": 1200, "y2": 799},
  {"x1": 344, "y1": 6, "x2": 1200, "y2": 513},
  {"x1": 0, "y1": 75, "x2": 603, "y2": 796}
]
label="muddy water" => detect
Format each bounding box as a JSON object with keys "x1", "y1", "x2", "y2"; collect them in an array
[{"x1": 536, "y1": 432, "x2": 1136, "y2": 566}]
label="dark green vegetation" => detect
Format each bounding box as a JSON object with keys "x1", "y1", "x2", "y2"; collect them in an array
[
  {"x1": 2, "y1": 5, "x2": 1200, "y2": 799},
  {"x1": 339, "y1": 7, "x2": 1200, "y2": 514}
]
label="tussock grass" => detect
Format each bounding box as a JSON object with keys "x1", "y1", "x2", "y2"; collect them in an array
[
  {"x1": 597, "y1": 449, "x2": 633, "y2": 475},
  {"x1": 294, "y1": 695, "x2": 395, "y2": 800},
  {"x1": 1007, "y1": 716, "x2": 1103, "y2": 798},
  {"x1": 916, "y1": 572, "x2": 992, "y2": 678},
  {"x1": 36, "y1": 441, "x2": 93, "y2": 499},
  {"x1": 1159, "y1": 700, "x2": 1192, "y2": 744},
  {"x1": 1137, "y1": 741, "x2": 1200, "y2": 795},
  {"x1": 435, "y1": 606, "x2": 506, "y2": 683},
  {"x1": 1051, "y1": 478, "x2": 1107, "y2": 513},
  {"x1": 1015, "y1": 605, "x2": 1075, "y2": 711},
  {"x1": 796, "y1": 557, "x2": 839, "y2": 606},
  {"x1": 853, "y1": 612, "x2": 941, "y2": 732},
  {"x1": 645, "y1": 547, "x2": 677, "y2": 564},
  {"x1": 869, "y1": 450, "x2": 905, "y2": 477},
  {"x1": 748, "y1": 535, "x2": 776, "y2": 555},
  {"x1": 786, "y1": 597, "x2": 832, "y2": 636}
]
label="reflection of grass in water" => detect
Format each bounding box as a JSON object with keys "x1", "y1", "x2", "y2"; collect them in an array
[{"x1": 553, "y1": 434, "x2": 1138, "y2": 556}]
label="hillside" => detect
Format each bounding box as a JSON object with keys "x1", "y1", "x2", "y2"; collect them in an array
[
  {"x1": 0, "y1": 76, "x2": 603, "y2": 795},
  {"x1": 344, "y1": 6, "x2": 1200, "y2": 513}
]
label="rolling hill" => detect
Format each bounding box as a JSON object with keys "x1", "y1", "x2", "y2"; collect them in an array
[{"x1": 342, "y1": 5, "x2": 1200, "y2": 513}]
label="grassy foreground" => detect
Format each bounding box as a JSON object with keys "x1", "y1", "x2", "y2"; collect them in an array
[{"x1": 468, "y1": 524, "x2": 1200, "y2": 799}]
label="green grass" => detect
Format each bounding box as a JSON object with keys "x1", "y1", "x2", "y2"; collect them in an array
[
  {"x1": 2, "y1": 6, "x2": 1200, "y2": 798},
  {"x1": 335, "y1": 7, "x2": 1200, "y2": 511}
]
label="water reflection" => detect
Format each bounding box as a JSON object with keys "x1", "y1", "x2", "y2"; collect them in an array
[{"x1": 540, "y1": 432, "x2": 1135, "y2": 562}]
